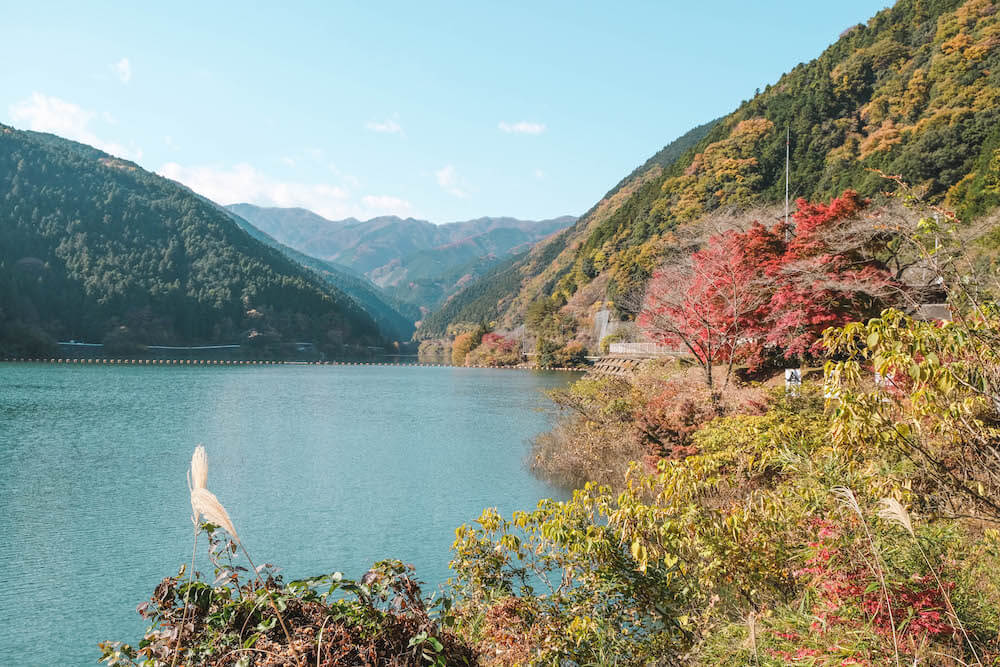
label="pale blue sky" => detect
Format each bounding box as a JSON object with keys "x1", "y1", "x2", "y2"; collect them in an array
[{"x1": 1, "y1": 1, "x2": 889, "y2": 222}]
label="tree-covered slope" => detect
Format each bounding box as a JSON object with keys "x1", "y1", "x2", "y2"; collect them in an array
[
  {"x1": 428, "y1": 0, "x2": 1000, "y2": 337},
  {"x1": 416, "y1": 252, "x2": 528, "y2": 338},
  {"x1": 0, "y1": 124, "x2": 382, "y2": 355}
]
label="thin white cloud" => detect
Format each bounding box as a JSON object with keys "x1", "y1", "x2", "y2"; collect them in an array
[
  {"x1": 498, "y1": 120, "x2": 546, "y2": 135},
  {"x1": 534, "y1": 168, "x2": 546, "y2": 180},
  {"x1": 435, "y1": 164, "x2": 467, "y2": 198},
  {"x1": 280, "y1": 156, "x2": 296, "y2": 167},
  {"x1": 362, "y1": 195, "x2": 413, "y2": 217},
  {"x1": 365, "y1": 118, "x2": 403, "y2": 135},
  {"x1": 8, "y1": 92, "x2": 140, "y2": 159},
  {"x1": 327, "y1": 162, "x2": 360, "y2": 188},
  {"x1": 158, "y1": 162, "x2": 413, "y2": 220},
  {"x1": 112, "y1": 58, "x2": 132, "y2": 84}
]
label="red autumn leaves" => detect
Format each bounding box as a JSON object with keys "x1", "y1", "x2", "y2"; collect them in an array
[{"x1": 639, "y1": 191, "x2": 896, "y2": 375}]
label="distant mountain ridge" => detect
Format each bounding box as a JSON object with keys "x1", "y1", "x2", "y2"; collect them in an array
[
  {"x1": 227, "y1": 204, "x2": 575, "y2": 314},
  {"x1": 416, "y1": 120, "x2": 718, "y2": 338},
  {"x1": 221, "y1": 208, "x2": 418, "y2": 341}
]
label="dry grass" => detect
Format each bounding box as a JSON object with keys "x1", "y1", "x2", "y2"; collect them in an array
[
  {"x1": 531, "y1": 418, "x2": 643, "y2": 489},
  {"x1": 879, "y1": 497, "x2": 983, "y2": 666},
  {"x1": 834, "y1": 486, "x2": 900, "y2": 667},
  {"x1": 176, "y1": 445, "x2": 302, "y2": 667}
]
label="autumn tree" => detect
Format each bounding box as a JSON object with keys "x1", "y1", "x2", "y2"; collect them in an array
[
  {"x1": 465, "y1": 332, "x2": 522, "y2": 367},
  {"x1": 638, "y1": 228, "x2": 773, "y2": 389},
  {"x1": 639, "y1": 191, "x2": 905, "y2": 385},
  {"x1": 762, "y1": 190, "x2": 898, "y2": 361},
  {"x1": 451, "y1": 326, "x2": 485, "y2": 366}
]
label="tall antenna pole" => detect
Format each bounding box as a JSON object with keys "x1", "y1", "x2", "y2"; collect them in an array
[{"x1": 784, "y1": 125, "x2": 790, "y2": 230}]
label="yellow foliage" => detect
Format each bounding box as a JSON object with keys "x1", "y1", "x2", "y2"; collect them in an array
[
  {"x1": 941, "y1": 31, "x2": 973, "y2": 55},
  {"x1": 859, "y1": 120, "x2": 904, "y2": 159},
  {"x1": 900, "y1": 68, "x2": 929, "y2": 120}
]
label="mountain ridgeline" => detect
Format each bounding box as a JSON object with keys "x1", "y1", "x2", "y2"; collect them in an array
[
  {"x1": 0, "y1": 125, "x2": 384, "y2": 357},
  {"x1": 424, "y1": 0, "x2": 1000, "y2": 339},
  {"x1": 227, "y1": 204, "x2": 575, "y2": 316},
  {"x1": 222, "y1": 209, "x2": 418, "y2": 341}
]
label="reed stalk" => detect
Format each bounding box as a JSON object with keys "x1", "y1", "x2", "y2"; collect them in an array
[
  {"x1": 173, "y1": 445, "x2": 304, "y2": 667},
  {"x1": 832, "y1": 486, "x2": 900, "y2": 667},
  {"x1": 878, "y1": 497, "x2": 982, "y2": 666}
]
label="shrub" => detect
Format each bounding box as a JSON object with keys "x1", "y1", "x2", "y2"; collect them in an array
[
  {"x1": 551, "y1": 341, "x2": 588, "y2": 368},
  {"x1": 465, "y1": 332, "x2": 522, "y2": 367},
  {"x1": 825, "y1": 307, "x2": 1000, "y2": 523},
  {"x1": 531, "y1": 367, "x2": 766, "y2": 487},
  {"x1": 599, "y1": 330, "x2": 627, "y2": 355},
  {"x1": 531, "y1": 374, "x2": 646, "y2": 487},
  {"x1": 451, "y1": 328, "x2": 484, "y2": 366},
  {"x1": 101, "y1": 546, "x2": 475, "y2": 666},
  {"x1": 466, "y1": 384, "x2": 998, "y2": 664}
]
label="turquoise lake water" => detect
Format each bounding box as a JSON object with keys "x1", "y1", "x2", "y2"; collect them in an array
[{"x1": 0, "y1": 363, "x2": 577, "y2": 665}]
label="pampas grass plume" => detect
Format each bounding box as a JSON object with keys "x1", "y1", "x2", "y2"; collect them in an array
[
  {"x1": 878, "y1": 497, "x2": 915, "y2": 537},
  {"x1": 190, "y1": 487, "x2": 240, "y2": 543},
  {"x1": 832, "y1": 486, "x2": 863, "y2": 518},
  {"x1": 185, "y1": 446, "x2": 240, "y2": 543},
  {"x1": 189, "y1": 445, "x2": 208, "y2": 491}
]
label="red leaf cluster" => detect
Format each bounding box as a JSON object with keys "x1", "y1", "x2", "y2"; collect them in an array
[
  {"x1": 639, "y1": 191, "x2": 897, "y2": 370},
  {"x1": 479, "y1": 332, "x2": 517, "y2": 354},
  {"x1": 788, "y1": 518, "x2": 958, "y2": 658}
]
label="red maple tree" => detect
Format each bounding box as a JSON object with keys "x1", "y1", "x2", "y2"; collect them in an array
[
  {"x1": 639, "y1": 191, "x2": 899, "y2": 384},
  {"x1": 765, "y1": 190, "x2": 896, "y2": 360},
  {"x1": 637, "y1": 227, "x2": 773, "y2": 388}
]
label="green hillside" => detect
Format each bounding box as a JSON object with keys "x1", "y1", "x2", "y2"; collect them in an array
[
  {"x1": 416, "y1": 252, "x2": 527, "y2": 338},
  {"x1": 427, "y1": 0, "x2": 1000, "y2": 337},
  {"x1": 0, "y1": 124, "x2": 382, "y2": 356}
]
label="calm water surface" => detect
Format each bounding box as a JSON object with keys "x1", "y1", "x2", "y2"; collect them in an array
[{"x1": 0, "y1": 363, "x2": 577, "y2": 665}]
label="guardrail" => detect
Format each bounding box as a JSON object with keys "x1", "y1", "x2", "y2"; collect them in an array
[{"x1": 608, "y1": 342, "x2": 676, "y2": 356}]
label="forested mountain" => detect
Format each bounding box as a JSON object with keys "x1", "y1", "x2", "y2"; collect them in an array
[
  {"x1": 223, "y1": 209, "x2": 418, "y2": 341},
  {"x1": 0, "y1": 124, "x2": 383, "y2": 356},
  {"x1": 427, "y1": 0, "x2": 1000, "y2": 339},
  {"x1": 416, "y1": 252, "x2": 528, "y2": 338},
  {"x1": 227, "y1": 204, "x2": 574, "y2": 314}
]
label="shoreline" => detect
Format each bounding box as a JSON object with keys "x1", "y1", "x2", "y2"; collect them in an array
[{"x1": 0, "y1": 357, "x2": 587, "y2": 371}]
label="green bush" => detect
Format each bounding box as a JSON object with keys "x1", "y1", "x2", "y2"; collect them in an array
[{"x1": 599, "y1": 330, "x2": 627, "y2": 355}]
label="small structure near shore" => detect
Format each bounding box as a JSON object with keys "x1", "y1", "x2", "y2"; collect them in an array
[
  {"x1": 592, "y1": 355, "x2": 648, "y2": 376},
  {"x1": 608, "y1": 342, "x2": 676, "y2": 357}
]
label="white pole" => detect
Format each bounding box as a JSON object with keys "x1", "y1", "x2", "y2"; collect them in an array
[{"x1": 785, "y1": 126, "x2": 790, "y2": 229}]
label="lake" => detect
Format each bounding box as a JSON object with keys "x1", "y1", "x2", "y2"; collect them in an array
[{"x1": 0, "y1": 363, "x2": 578, "y2": 665}]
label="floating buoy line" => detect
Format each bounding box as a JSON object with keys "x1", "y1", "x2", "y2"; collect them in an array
[{"x1": 0, "y1": 358, "x2": 585, "y2": 371}]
